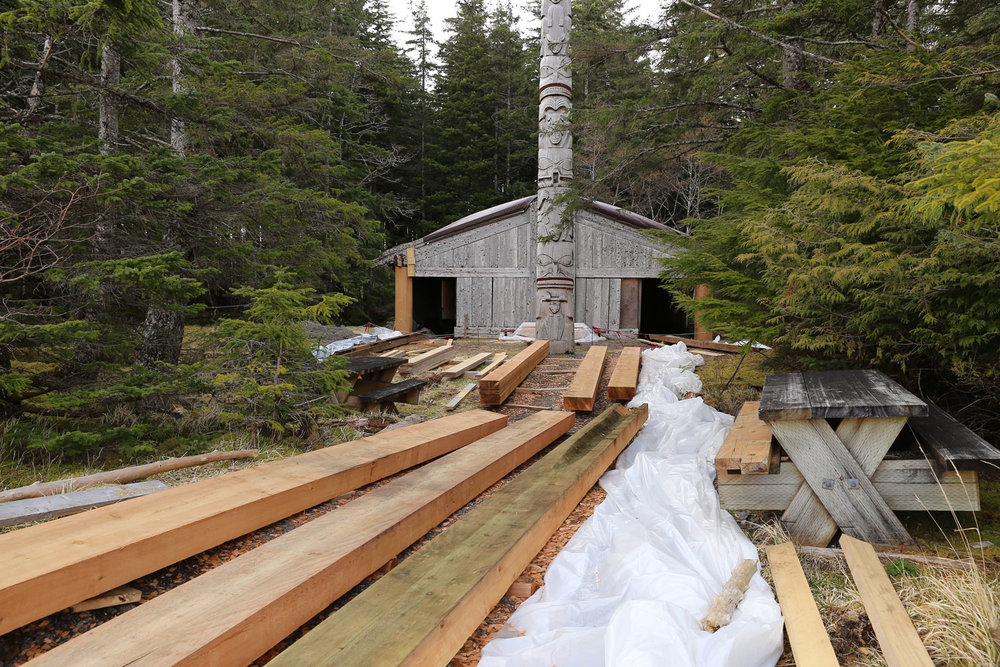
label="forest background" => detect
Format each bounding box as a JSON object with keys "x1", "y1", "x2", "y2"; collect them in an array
[{"x1": 1, "y1": 0, "x2": 999, "y2": 460}]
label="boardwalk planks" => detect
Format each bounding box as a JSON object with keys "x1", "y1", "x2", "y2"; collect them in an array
[
  {"x1": 27, "y1": 411, "x2": 574, "y2": 667},
  {"x1": 270, "y1": 404, "x2": 648, "y2": 667},
  {"x1": 0, "y1": 410, "x2": 507, "y2": 636},
  {"x1": 607, "y1": 346, "x2": 641, "y2": 400},
  {"x1": 765, "y1": 542, "x2": 839, "y2": 667},
  {"x1": 563, "y1": 345, "x2": 608, "y2": 411},
  {"x1": 840, "y1": 536, "x2": 933, "y2": 667},
  {"x1": 479, "y1": 340, "x2": 549, "y2": 405}
]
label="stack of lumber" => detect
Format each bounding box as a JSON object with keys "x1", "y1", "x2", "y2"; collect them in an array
[
  {"x1": 607, "y1": 346, "x2": 642, "y2": 400},
  {"x1": 340, "y1": 332, "x2": 426, "y2": 357},
  {"x1": 0, "y1": 410, "x2": 506, "y2": 635},
  {"x1": 269, "y1": 404, "x2": 648, "y2": 666},
  {"x1": 28, "y1": 411, "x2": 575, "y2": 666},
  {"x1": 441, "y1": 352, "x2": 492, "y2": 379},
  {"x1": 399, "y1": 343, "x2": 456, "y2": 375},
  {"x1": 466, "y1": 352, "x2": 507, "y2": 379},
  {"x1": 714, "y1": 401, "x2": 775, "y2": 474},
  {"x1": 766, "y1": 537, "x2": 933, "y2": 667},
  {"x1": 479, "y1": 340, "x2": 549, "y2": 405},
  {"x1": 562, "y1": 345, "x2": 608, "y2": 411}
]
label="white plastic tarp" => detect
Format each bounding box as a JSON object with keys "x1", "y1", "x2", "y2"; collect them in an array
[
  {"x1": 479, "y1": 343, "x2": 783, "y2": 667},
  {"x1": 499, "y1": 322, "x2": 606, "y2": 343},
  {"x1": 313, "y1": 326, "x2": 402, "y2": 359}
]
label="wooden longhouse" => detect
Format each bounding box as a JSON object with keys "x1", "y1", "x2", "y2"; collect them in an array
[{"x1": 377, "y1": 197, "x2": 690, "y2": 337}]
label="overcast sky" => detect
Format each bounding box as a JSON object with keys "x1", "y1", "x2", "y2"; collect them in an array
[{"x1": 385, "y1": 0, "x2": 664, "y2": 56}]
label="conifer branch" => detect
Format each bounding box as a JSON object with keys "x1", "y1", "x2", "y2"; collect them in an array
[{"x1": 674, "y1": 0, "x2": 838, "y2": 66}]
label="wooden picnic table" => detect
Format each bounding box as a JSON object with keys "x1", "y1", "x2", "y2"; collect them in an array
[
  {"x1": 759, "y1": 370, "x2": 927, "y2": 547},
  {"x1": 336, "y1": 356, "x2": 406, "y2": 405}
]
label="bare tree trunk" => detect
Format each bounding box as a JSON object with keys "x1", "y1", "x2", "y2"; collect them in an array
[
  {"x1": 136, "y1": 306, "x2": 185, "y2": 368},
  {"x1": 907, "y1": 0, "x2": 920, "y2": 50},
  {"x1": 170, "y1": 0, "x2": 198, "y2": 155},
  {"x1": 871, "y1": 0, "x2": 886, "y2": 38},
  {"x1": 98, "y1": 43, "x2": 120, "y2": 156},
  {"x1": 781, "y1": 0, "x2": 807, "y2": 90}
]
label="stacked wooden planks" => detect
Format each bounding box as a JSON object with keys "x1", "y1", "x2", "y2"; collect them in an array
[
  {"x1": 28, "y1": 411, "x2": 575, "y2": 667},
  {"x1": 607, "y1": 346, "x2": 642, "y2": 400},
  {"x1": 714, "y1": 401, "x2": 774, "y2": 474},
  {"x1": 764, "y1": 542, "x2": 839, "y2": 667},
  {"x1": 0, "y1": 410, "x2": 507, "y2": 636},
  {"x1": 466, "y1": 352, "x2": 507, "y2": 379},
  {"x1": 563, "y1": 345, "x2": 608, "y2": 411},
  {"x1": 479, "y1": 340, "x2": 549, "y2": 405},
  {"x1": 269, "y1": 404, "x2": 648, "y2": 667},
  {"x1": 441, "y1": 352, "x2": 493, "y2": 379},
  {"x1": 717, "y1": 459, "x2": 978, "y2": 512},
  {"x1": 398, "y1": 343, "x2": 456, "y2": 375}
]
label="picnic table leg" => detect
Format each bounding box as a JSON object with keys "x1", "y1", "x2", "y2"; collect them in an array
[
  {"x1": 781, "y1": 418, "x2": 906, "y2": 546},
  {"x1": 769, "y1": 418, "x2": 913, "y2": 546}
]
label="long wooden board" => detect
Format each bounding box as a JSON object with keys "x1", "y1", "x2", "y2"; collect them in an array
[
  {"x1": 840, "y1": 536, "x2": 934, "y2": 667},
  {"x1": 441, "y1": 352, "x2": 492, "y2": 379},
  {"x1": 445, "y1": 382, "x2": 477, "y2": 411},
  {"x1": 398, "y1": 344, "x2": 456, "y2": 376},
  {"x1": 270, "y1": 404, "x2": 648, "y2": 667},
  {"x1": 479, "y1": 340, "x2": 549, "y2": 405},
  {"x1": 647, "y1": 334, "x2": 745, "y2": 353},
  {"x1": 0, "y1": 481, "x2": 169, "y2": 527},
  {"x1": 607, "y1": 346, "x2": 641, "y2": 400},
  {"x1": 718, "y1": 459, "x2": 978, "y2": 512},
  {"x1": 466, "y1": 352, "x2": 507, "y2": 379},
  {"x1": 0, "y1": 410, "x2": 507, "y2": 636},
  {"x1": 27, "y1": 411, "x2": 574, "y2": 667},
  {"x1": 764, "y1": 542, "x2": 839, "y2": 667},
  {"x1": 563, "y1": 345, "x2": 608, "y2": 411},
  {"x1": 909, "y1": 401, "x2": 1000, "y2": 470}
]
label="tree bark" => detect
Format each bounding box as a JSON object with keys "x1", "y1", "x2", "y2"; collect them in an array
[
  {"x1": 98, "y1": 43, "x2": 120, "y2": 156},
  {"x1": 24, "y1": 36, "x2": 53, "y2": 119},
  {"x1": 907, "y1": 0, "x2": 920, "y2": 50},
  {"x1": 171, "y1": 0, "x2": 198, "y2": 155},
  {"x1": 781, "y1": 0, "x2": 807, "y2": 90},
  {"x1": 136, "y1": 305, "x2": 186, "y2": 367},
  {"x1": 871, "y1": 0, "x2": 886, "y2": 38}
]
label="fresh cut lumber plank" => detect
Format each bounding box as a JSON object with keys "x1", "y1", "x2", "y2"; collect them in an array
[
  {"x1": 764, "y1": 542, "x2": 839, "y2": 667},
  {"x1": 479, "y1": 340, "x2": 549, "y2": 405},
  {"x1": 607, "y1": 346, "x2": 641, "y2": 400},
  {"x1": 340, "y1": 332, "x2": 427, "y2": 357},
  {"x1": 441, "y1": 352, "x2": 492, "y2": 379},
  {"x1": 0, "y1": 450, "x2": 256, "y2": 503},
  {"x1": 466, "y1": 352, "x2": 507, "y2": 379},
  {"x1": 445, "y1": 382, "x2": 477, "y2": 411},
  {"x1": 0, "y1": 481, "x2": 169, "y2": 528},
  {"x1": 839, "y1": 535, "x2": 934, "y2": 667},
  {"x1": 270, "y1": 403, "x2": 649, "y2": 667},
  {"x1": 28, "y1": 411, "x2": 574, "y2": 667},
  {"x1": 563, "y1": 345, "x2": 608, "y2": 411},
  {"x1": 713, "y1": 401, "x2": 773, "y2": 475},
  {"x1": 0, "y1": 409, "x2": 507, "y2": 636},
  {"x1": 398, "y1": 344, "x2": 456, "y2": 376}
]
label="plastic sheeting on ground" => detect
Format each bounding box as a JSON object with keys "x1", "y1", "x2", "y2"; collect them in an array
[
  {"x1": 312, "y1": 326, "x2": 402, "y2": 359},
  {"x1": 499, "y1": 322, "x2": 605, "y2": 343},
  {"x1": 479, "y1": 343, "x2": 783, "y2": 667}
]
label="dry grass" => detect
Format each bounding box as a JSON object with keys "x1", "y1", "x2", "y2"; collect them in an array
[{"x1": 695, "y1": 349, "x2": 769, "y2": 415}]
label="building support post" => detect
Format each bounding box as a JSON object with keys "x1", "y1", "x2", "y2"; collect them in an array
[
  {"x1": 395, "y1": 265, "x2": 413, "y2": 333},
  {"x1": 693, "y1": 283, "x2": 712, "y2": 341}
]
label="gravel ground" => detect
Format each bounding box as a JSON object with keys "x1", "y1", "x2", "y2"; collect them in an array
[{"x1": 0, "y1": 339, "x2": 641, "y2": 666}]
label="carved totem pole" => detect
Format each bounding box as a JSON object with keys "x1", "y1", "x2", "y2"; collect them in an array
[{"x1": 536, "y1": 0, "x2": 575, "y2": 354}]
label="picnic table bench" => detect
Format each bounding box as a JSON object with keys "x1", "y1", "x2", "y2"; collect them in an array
[
  {"x1": 716, "y1": 369, "x2": 999, "y2": 547},
  {"x1": 336, "y1": 356, "x2": 424, "y2": 412}
]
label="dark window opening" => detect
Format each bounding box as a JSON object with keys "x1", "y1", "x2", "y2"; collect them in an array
[
  {"x1": 639, "y1": 278, "x2": 690, "y2": 335},
  {"x1": 412, "y1": 277, "x2": 457, "y2": 334}
]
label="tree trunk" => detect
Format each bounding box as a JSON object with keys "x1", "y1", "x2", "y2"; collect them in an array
[
  {"x1": 781, "y1": 0, "x2": 807, "y2": 90},
  {"x1": 871, "y1": 0, "x2": 886, "y2": 38},
  {"x1": 25, "y1": 36, "x2": 53, "y2": 119},
  {"x1": 170, "y1": 0, "x2": 198, "y2": 156},
  {"x1": 99, "y1": 43, "x2": 120, "y2": 156},
  {"x1": 907, "y1": 0, "x2": 920, "y2": 50},
  {"x1": 136, "y1": 306, "x2": 185, "y2": 367}
]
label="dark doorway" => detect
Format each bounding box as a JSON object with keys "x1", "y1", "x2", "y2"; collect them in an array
[
  {"x1": 639, "y1": 278, "x2": 690, "y2": 335},
  {"x1": 412, "y1": 277, "x2": 457, "y2": 334}
]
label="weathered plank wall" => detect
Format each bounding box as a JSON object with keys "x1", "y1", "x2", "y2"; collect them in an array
[{"x1": 574, "y1": 210, "x2": 669, "y2": 278}]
